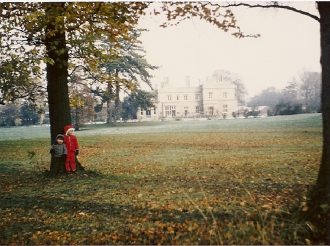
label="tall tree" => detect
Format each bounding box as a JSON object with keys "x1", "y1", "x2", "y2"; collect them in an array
[
  {"x1": 209, "y1": 2, "x2": 329, "y2": 242},
  {"x1": 0, "y1": 2, "x2": 148, "y2": 174},
  {"x1": 44, "y1": 3, "x2": 71, "y2": 146},
  {"x1": 98, "y1": 31, "x2": 158, "y2": 123},
  {"x1": 300, "y1": 71, "x2": 321, "y2": 113},
  {"x1": 316, "y1": 3, "x2": 330, "y2": 242}
]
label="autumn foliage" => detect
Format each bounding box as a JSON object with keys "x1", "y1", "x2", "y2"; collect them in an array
[{"x1": 0, "y1": 114, "x2": 322, "y2": 244}]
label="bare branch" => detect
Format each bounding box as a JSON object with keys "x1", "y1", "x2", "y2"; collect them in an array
[
  {"x1": 69, "y1": 64, "x2": 104, "y2": 84},
  {"x1": 210, "y1": 2, "x2": 320, "y2": 22}
]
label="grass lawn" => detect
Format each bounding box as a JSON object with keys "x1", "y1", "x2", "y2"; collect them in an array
[{"x1": 0, "y1": 114, "x2": 322, "y2": 244}]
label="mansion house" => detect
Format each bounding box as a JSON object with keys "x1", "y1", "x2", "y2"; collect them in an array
[{"x1": 137, "y1": 75, "x2": 239, "y2": 121}]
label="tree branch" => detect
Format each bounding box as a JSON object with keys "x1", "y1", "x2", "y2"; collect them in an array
[{"x1": 210, "y1": 2, "x2": 320, "y2": 22}]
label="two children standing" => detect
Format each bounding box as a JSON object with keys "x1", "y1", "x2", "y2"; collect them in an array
[{"x1": 50, "y1": 124, "x2": 80, "y2": 174}]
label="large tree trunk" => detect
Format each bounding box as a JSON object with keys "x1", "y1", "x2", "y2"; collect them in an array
[
  {"x1": 313, "y1": 2, "x2": 330, "y2": 243},
  {"x1": 45, "y1": 3, "x2": 72, "y2": 175}
]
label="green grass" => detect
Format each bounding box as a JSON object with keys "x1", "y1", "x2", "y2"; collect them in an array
[{"x1": 0, "y1": 114, "x2": 323, "y2": 244}]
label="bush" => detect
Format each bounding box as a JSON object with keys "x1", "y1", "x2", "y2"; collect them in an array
[{"x1": 275, "y1": 102, "x2": 303, "y2": 115}]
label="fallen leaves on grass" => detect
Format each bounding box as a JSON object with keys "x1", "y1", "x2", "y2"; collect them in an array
[{"x1": 0, "y1": 117, "x2": 322, "y2": 244}]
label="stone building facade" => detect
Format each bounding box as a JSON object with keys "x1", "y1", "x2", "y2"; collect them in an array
[{"x1": 137, "y1": 75, "x2": 239, "y2": 121}]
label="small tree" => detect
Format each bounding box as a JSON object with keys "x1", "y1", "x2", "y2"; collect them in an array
[
  {"x1": 69, "y1": 74, "x2": 96, "y2": 130},
  {"x1": 0, "y1": 104, "x2": 20, "y2": 126},
  {"x1": 20, "y1": 102, "x2": 40, "y2": 126},
  {"x1": 121, "y1": 89, "x2": 156, "y2": 121},
  {"x1": 248, "y1": 87, "x2": 282, "y2": 110}
]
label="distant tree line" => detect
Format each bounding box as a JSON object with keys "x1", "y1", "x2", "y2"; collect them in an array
[
  {"x1": 70, "y1": 83, "x2": 156, "y2": 128},
  {"x1": 0, "y1": 102, "x2": 42, "y2": 127},
  {"x1": 0, "y1": 88, "x2": 155, "y2": 127},
  {"x1": 247, "y1": 71, "x2": 321, "y2": 116}
]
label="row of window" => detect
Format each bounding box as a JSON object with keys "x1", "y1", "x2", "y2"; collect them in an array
[
  {"x1": 207, "y1": 92, "x2": 228, "y2": 99},
  {"x1": 167, "y1": 95, "x2": 199, "y2": 101},
  {"x1": 206, "y1": 105, "x2": 228, "y2": 115},
  {"x1": 167, "y1": 92, "x2": 228, "y2": 101},
  {"x1": 140, "y1": 109, "x2": 157, "y2": 116},
  {"x1": 140, "y1": 104, "x2": 229, "y2": 117},
  {"x1": 164, "y1": 105, "x2": 228, "y2": 115}
]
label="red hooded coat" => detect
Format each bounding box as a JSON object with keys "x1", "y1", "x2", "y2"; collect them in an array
[{"x1": 63, "y1": 124, "x2": 79, "y2": 172}]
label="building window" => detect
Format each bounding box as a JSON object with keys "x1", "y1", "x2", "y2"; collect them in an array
[
  {"x1": 208, "y1": 92, "x2": 213, "y2": 99},
  {"x1": 223, "y1": 104, "x2": 228, "y2": 112},
  {"x1": 208, "y1": 106, "x2": 214, "y2": 116},
  {"x1": 184, "y1": 106, "x2": 188, "y2": 116},
  {"x1": 195, "y1": 94, "x2": 200, "y2": 100},
  {"x1": 177, "y1": 95, "x2": 179, "y2": 100},
  {"x1": 184, "y1": 95, "x2": 188, "y2": 100},
  {"x1": 154, "y1": 108, "x2": 156, "y2": 114},
  {"x1": 171, "y1": 106, "x2": 176, "y2": 117},
  {"x1": 141, "y1": 111, "x2": 143, "y2": 115},
  {"x1": 146, "y1": 110, "x2": 151, "y2": 116},
  {"x1": 168, "y1": 95, "x2": 172, "y2": 101},
  {"x1": 165, "y1": 106, "x2": 176, "y2": 117},
  {"x1": 196, "y1": 106, "x2": 200, "y2": 113},
  {"x1": 223, "y1": 92, "x2": 228, "y2": 98}
]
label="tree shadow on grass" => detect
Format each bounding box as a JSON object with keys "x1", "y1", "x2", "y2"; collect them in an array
[
  {"x1": 0, "y1": 161, "x2": 31, "y2": 175},
  {"x1": 0, "y1": 165, "x2": 312, "y2": 244},
  {"x1": 0, "y1": 186, "x2": 309, "y2": 245},
  {"x1": 0, "y1": 192, "x2": 233, "y2": 244}
]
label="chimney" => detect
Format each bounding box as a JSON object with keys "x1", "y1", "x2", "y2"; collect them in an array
[{"x1": 161, "y1": 77, "x2": 169, "y2": 88}]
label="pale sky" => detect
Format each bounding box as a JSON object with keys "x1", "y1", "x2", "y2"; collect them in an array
[{"x1": 138, "y1": 2, "x2": 321, "y2": 98}]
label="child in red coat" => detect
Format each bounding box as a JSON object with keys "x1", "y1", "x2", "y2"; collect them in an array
[{"x1": 63, "y1": 124, "x2": 79, "y2": 173}]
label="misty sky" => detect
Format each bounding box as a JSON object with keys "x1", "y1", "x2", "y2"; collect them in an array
[{"x1": 138, "y1": 2, "x2": 320, "y2": 98}]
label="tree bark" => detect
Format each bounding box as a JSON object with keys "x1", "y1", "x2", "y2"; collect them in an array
[
  {"x1": 45, "y1": 3, "x2": 72, "y2": 175},
  {"x1": 312, "y1": 2, "x2": 330, "y2": 243}
]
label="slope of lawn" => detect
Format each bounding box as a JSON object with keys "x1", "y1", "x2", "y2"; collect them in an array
[{"x1": 0, "y1": 114, "x2": 322, "y2": 244}]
